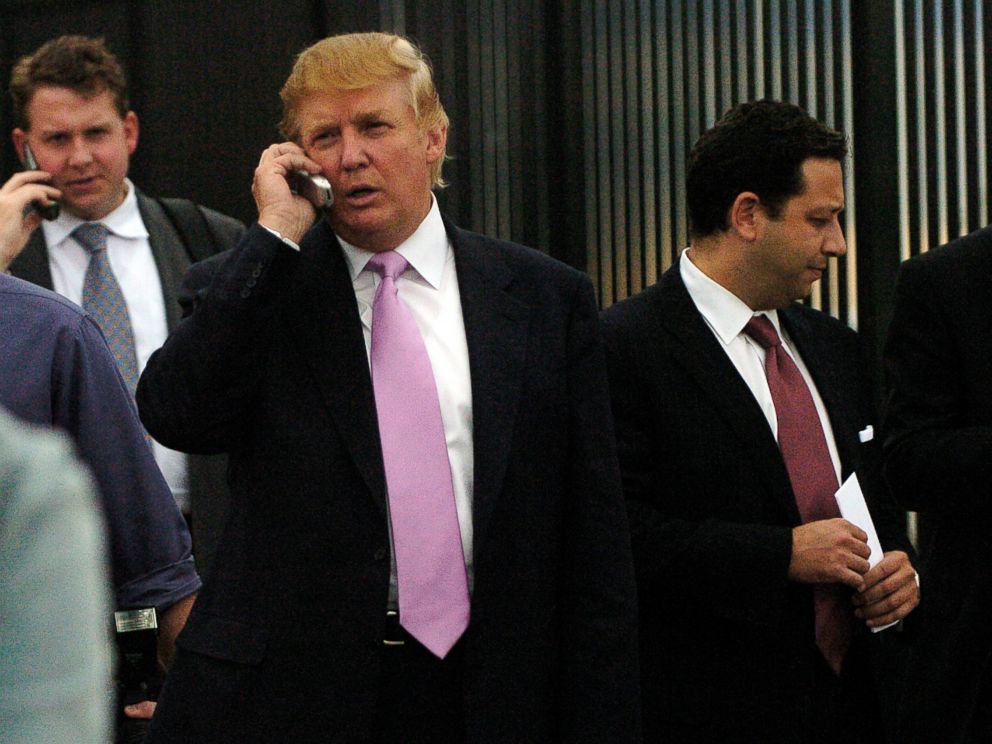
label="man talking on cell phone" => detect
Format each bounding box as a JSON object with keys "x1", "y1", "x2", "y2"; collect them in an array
[
  {"x1": 5, "y1": 35, "x2": 245, "y2": 578},
  {"x1": 138, "y1": 31, "x2": 640, "y2": 743},
  {"x1": 4, "y1": 34, "x2": 247, "y2": 739}
]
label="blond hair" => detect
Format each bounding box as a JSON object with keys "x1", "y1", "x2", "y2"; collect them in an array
[{"x1": 279, "y1": 33, "x2": 448, "y2": 188}]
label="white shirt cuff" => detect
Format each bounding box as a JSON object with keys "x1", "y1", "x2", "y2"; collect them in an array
[{"x1": 259, "y1": 223, "x2": 301, "y2": 252}]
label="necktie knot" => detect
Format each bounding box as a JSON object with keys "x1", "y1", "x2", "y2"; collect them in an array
[
  {"x1": 72, "y1": 223, "x2": 110, "y2": 255},
  {"x1": 743, "y1": 315, "x2": 782, "y2": 350},
  {"x1": 367, "y1": 251, "x2": 409, "y2": 282}
]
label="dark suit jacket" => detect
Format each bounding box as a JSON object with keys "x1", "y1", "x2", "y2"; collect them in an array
[
  {"x1": 883, "y1": 228, "x2": 992, "y2": 743},
  {"x1": 9, "y1": 190, "x2": 245, "y2": 578},
  {"x1": 137, "y1": 219, "x2": 641, "y2": 743},
  {"x1": 600, "y1": 259, "x2": 913, "y2": 743}
]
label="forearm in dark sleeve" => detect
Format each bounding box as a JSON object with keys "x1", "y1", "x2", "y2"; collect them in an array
[{"x1": 137, "y1": 224, "x2": 295, "y2": 453}]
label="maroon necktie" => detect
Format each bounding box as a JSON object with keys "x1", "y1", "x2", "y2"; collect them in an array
[{"x1": 744, "y1": 315, "x2": 851, "y2": 675}]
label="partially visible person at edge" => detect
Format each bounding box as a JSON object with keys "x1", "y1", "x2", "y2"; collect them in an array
[
  {"x1": 883, "y1": 224, "x2": 992, "y2": 743},
  {"x1": 0, "y1": 406, "x2": 113, "y2": 744}
]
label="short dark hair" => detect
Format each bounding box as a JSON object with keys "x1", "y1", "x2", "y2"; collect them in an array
[
  {"x1": 10, "y1": 35, "x2": 129, "y2": 130},
  {"x1": 686, "y1": 99, "x2": 848, "y2": 238}
]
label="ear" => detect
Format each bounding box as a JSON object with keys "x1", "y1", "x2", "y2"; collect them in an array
[
  {"x1": 123, "y1": 111, "x2": 139, "y2": 155},
  {"x1": 11, "y1": 129, "x2": 26, "y2": 163},
  {"x1": 729, "y1": 191, "x2": 762, "y2": 241},
  {"x1": 424, "y1": 123, "x2": 447, "y2": 166}
]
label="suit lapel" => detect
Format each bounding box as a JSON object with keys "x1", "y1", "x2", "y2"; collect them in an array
[
  {"x1": 447, "y1": 223, "x2": 529, "y2": 553},
  {"x1": 282, "y1": 220, "x2": 387, "y2": 513},
  {"x1": 654, "y1": 262, "x2": 799, "y2": 520},
  {"x1": 137, "y1": 192, "x2": 189, "y2": 332},
  {"x1": 279, "y1": 218, "x2": 532, "y2": 526},
  {"x1": 9, "y1": 229, "x2": 55, "y2": 290}
]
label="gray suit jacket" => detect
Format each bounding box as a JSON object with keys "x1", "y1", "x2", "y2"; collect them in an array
[{"x1": 9, "y1": 189, "x2": 245, "y2": 578}]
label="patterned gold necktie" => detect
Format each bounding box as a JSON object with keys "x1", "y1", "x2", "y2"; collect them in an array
[{"x1": 73, "y1": 222, "x2": 140, "y2": 396}]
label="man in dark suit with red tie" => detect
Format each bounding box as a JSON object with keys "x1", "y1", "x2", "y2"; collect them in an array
[
  {"x1": 139, "y1": 32, "x2": 639, "y2": 743},
  {"x1": 601, "y1": 100, "x2": 919, "y2": 743}
]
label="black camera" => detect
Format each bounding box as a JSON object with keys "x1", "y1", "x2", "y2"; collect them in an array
[{"x1": 114, "y1": 608, "x2": 160, "y2": 743}]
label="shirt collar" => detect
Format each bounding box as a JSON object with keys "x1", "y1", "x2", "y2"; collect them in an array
[
  {"x1": 680, "y1": 248, "x2": 783, "y2": 344},
  {"x1": 337, "y1": 194, "x2": 448, "y2": 288},
  {"x1": 42, "y1": 178, "x2": 149, "y2": 247}
]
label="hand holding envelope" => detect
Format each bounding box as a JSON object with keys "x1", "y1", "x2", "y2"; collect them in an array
[{"x1": 836, "y1": 474, "x2": 921, "y2": 631}]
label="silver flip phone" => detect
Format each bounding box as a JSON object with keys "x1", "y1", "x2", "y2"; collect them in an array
[{"x1": 289, "y1": 170, "x2": 333, "y2": 210}]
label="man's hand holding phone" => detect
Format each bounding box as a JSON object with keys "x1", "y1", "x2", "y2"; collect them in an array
[
  {"x1": 253, "y1": 142, "x2": 330, "y2": 245},
  {"x1": 0, "y1": 171, "x2": 61, "y2": 271}
]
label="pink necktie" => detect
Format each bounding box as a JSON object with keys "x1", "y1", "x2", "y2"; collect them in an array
[
  {"x1": 368, "y1": 251, "x2": 470, "y2": 659},
  {"x1": 744, "y1": 315, "x2": 851, "y2": 675}
]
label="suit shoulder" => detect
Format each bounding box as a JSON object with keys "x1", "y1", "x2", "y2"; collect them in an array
[
  {"x1": 901, "y1": 226, "x2": 992, "y2": 283},
  {"x1": 783, "y1": 302, "x2": 857, "y2": 343},
  {"x1": 199, "y1": 205, "x2": 247, "y2": 239},
  {"x1": 470, "y1": 227, "x2": 584, "y2": 274},
  {"x1": 600, "y1": 281, "x2": 666, "y2": 335},
  {"x1": 448, "y1": 225, "x2": 594, "y2": 303},
  {"x1": 136, "y1": 189, "x2": 246, "y2": 253}
]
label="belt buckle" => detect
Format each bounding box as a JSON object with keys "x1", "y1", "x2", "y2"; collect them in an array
[{"x1": 383, "y1": 610, "x2": 406, "y2": 646}]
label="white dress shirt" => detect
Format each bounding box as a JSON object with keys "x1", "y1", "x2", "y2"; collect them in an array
[
  {"x1": 41, "y1": 179, "x2": 190, "y2": 509},
  {"x1": 681, "y1": 249, "x2": 842, "y2": 482},
  {"x1": 337, "y1": 196, "x2": 475, "y2": 597}
]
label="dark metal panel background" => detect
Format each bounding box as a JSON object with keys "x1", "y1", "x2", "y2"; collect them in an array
[
  {"x1": 580, "y1": 0, "x2": 858, "y2": 324},
  {"x1": 0, "y1": 0, "x2": 989, "y2": 343}
]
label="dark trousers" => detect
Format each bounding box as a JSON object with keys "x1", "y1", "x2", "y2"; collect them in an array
[
  {"x1": 372, "y1": 619, "x2": 466, "y2": 744},
  {"x1": 806, "y1": 638, "x2": 885, "y2": 744},
  {"x1": 966, "y1": 671, "x2": 992, "y2": 743}
]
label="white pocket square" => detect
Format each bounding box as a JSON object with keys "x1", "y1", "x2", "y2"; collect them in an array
[{"x1": 858, "y1": 425, "x2": 874, "y2": 443}]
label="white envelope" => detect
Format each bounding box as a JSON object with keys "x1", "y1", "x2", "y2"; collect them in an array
[{"x1": 834, "y1": 473, "x2": 898, "y2": 632}]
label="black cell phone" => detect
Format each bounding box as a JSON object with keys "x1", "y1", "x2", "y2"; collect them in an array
[
  {"x1": 21, "y1": 143, "x2": 60, "y2": 220},
  {"x1": 289, "y1": 169, "x2": 333, "y2": 210}
]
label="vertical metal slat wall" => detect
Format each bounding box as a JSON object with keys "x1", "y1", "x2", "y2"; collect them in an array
[
  {"x1": 583, "y1": 0, "x2": 858, "y2": 329},
  {"x1": 894, "y1": 0, "x2": 989, "y2": 263},
  {"x1": 891, "y1": 0, "x2": 989, "y2": 548}
]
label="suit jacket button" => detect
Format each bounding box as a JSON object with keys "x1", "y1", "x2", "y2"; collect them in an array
[
  {"x1": 373, "y1": 547, "x2": 388, "y2": 562},
  {"x1": 246, "y1": 278, "x2": 257, "y2": 288},
  {"x1": 240, "y1": 288, "x2": 251, "y2": 299},
  {"x1": 252, "y1": 266, "x2": 263, "y2": 278}
]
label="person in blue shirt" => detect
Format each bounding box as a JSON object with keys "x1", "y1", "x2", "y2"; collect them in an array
[{"x1": 0, "y1": 171, "x2": 200, "y2": 693}]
